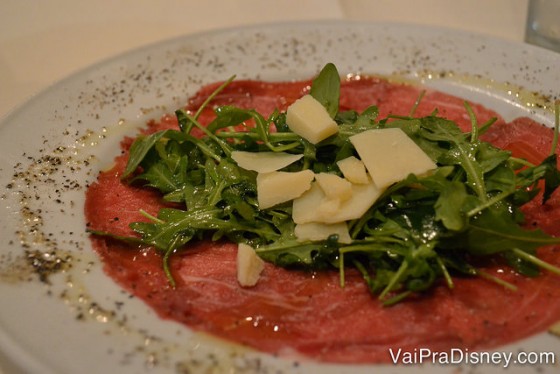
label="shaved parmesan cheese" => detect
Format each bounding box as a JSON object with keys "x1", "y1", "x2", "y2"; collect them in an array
[
  {"x1": 350, "y1": 128, "x2": 436, "y2": 189},
  {"x1": 231, "y1": 151, "x2": 303, "y2": 173},
  {"x1": 292, "y1": 178, "x2": 382, "y2": 224},
  {"x1": 293, "y1": 184, "x2": 327, "y2": 223},
  {"x1": 337, "y1": 156, "x2": 369, "y2": 184},
  {"x1": 286, "y1": 95, "x2": 338, "y2": 144},
  {"x1": 257, "y1": 170, "x2": 315, "y2": 209},
  {"x1": 237, "y1": 243, "x2": 265, "y2": 287},
  {"x1": 295, "y1": 222, "x2": 352, "y2": 244},
  {"x1": 316, "y1": 197, "x2": 341, "y2": 217},
  {"x1": 292, "y1": 183, "x2": 328, "y2": 223},
  {"x1": 315, "y1": 173, "x2": 353, "y2": 201}
]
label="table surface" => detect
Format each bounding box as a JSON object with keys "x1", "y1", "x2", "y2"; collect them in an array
[{"x1": 0, "y1": 0, "x2": 540, "y2": 372}]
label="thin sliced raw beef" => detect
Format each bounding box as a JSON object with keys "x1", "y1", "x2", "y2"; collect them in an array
[{"x1": 85, "y1": 76, "x2": 560, "y2": 363}]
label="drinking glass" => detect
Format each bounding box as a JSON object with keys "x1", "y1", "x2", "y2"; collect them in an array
[{"x1": 525, "y1": 0, "x2": 560, "y2": 52}]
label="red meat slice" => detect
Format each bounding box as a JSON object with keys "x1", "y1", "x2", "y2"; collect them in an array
[{"x1": 85, "y1": 77, "x2": 560, "y2": 363}]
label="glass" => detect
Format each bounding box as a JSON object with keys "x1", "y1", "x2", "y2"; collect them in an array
[{"x1": 525, "y1": 0, "x2": 560, "y2": 52}]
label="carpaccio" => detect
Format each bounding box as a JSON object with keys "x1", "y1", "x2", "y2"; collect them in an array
[{"x1": 85, "y1": 76, "x2": 560, "y2": 363}]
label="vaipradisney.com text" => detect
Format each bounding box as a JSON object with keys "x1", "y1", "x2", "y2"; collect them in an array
[{"x1": 389, "y1": 348, "x2": 556, "y2": 368}]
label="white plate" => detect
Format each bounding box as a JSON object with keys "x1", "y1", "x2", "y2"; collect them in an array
[{"x1": 0, "y1": 21, "x2": 559, "y2": 374}]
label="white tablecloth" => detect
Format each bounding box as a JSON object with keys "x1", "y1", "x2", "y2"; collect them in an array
[{"x1": 0, "y1": 0, "x2": 532, "y2": 372}]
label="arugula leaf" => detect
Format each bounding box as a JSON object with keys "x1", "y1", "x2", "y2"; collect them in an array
[
  {"x1": 310, "y1": 62, "x2": 340, "y2": 118},
  {"x1": 122, "y1": 130, "x2": 175, "y2": 179},
  {"x1": 434, "y1": 181, "x2": 469, "y2": 231},
  {"x1": 422, "y1": 117, "x2": 487, "y2": 200},
  {"x1": 207, "y1": 106, "x2": 253, "y2": 133},
  {"x1": 543, "y1": 154, "x2": 560, "y2": 203},
  {"x1": 466, "y1": 206, "x2": 560, "y2": 255}
]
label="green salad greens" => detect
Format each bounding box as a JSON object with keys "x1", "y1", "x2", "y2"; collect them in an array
[{"x1": 91, "y1": 63, "x2": 560, "y2": 305}]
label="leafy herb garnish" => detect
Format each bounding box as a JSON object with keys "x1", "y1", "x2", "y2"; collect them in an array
[{"x1": 90, "y1": 64, "x2": 560, "y2": 304}]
